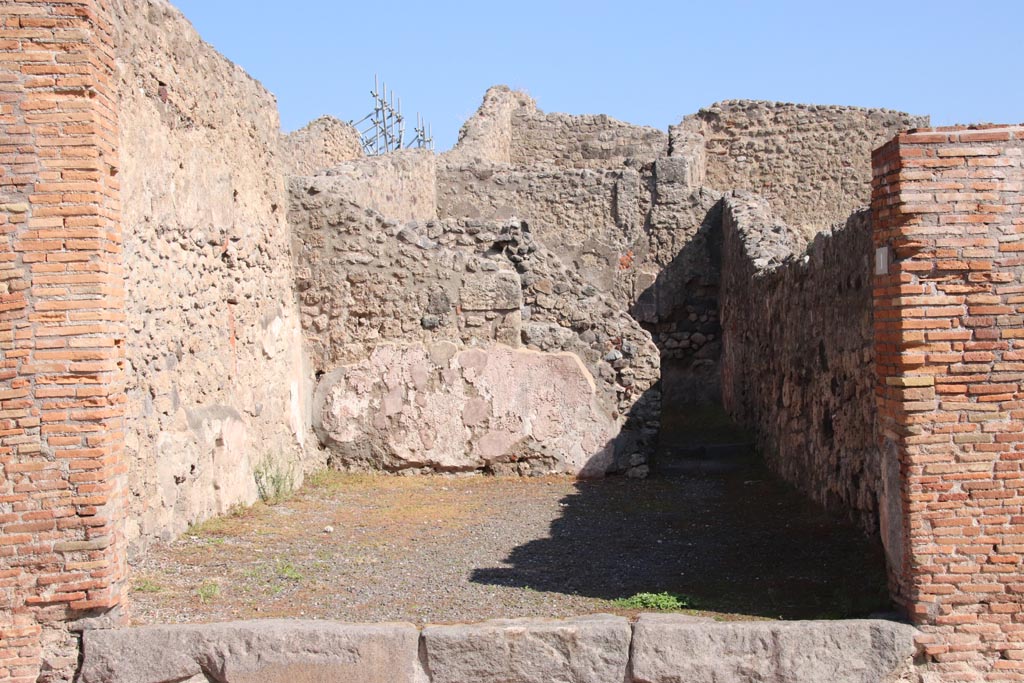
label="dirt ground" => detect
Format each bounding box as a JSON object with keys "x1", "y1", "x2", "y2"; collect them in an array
[{"x1": 130, "y1": 453, "x2": 891, "y2": 626}]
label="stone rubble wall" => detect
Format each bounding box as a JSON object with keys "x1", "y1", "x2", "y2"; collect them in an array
[
  {"x1": 436, "y1": 163, "x2": 646, "y2": 295},
  {"x1": 719, "y1": 191, "x2": 880, "y2": 530},
  {"x1": 447, "y1": 86, "x2": 667, "y2": 169},
  {"x1": 280, "y1": 115, "x2": 363, "y2": 177},
  {"x1": 444, "y1": 85, "x2": 537, "y2": 166},
  {"x1": 509, "y1": 108, "x2": 667, "y2": 169},
  {"x1": 114, "y1": 0, "x2": 307, "y2": 554},
  {"x1": 78, "y1": 615, "x2": 921, "y2": 683},
  {"x1": 437, "y1": 143, "x2": 725, "y2": 397},
  {"x1": 300, "y1": 150, "x2": 437, "y2": 222},
  {"x1": 287, "y1": 186, "x2": 660, "y2": 475},
  {"x1": 632, "y1": 157, "x2": 724, "y2": 402},
  {"x1": 677, "y1": 100, "x2": 928, "y2": 235}
]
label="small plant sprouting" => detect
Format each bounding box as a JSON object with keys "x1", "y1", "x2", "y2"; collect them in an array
[
  {"x1": 133, "y1": 578, "x2": 162, "y2": 594},
  {"x1": 274, "y1": 557, "x2": 302, "y2": 582},
  {"x1": 612, "y1": 592, "x2": 693, "y2": 611},
  {"x1": 254, "y1": 455, "x2": 296, "y2": 505},
  {"x1": 197, "y1": 581, "x2": 221, "y2": 603}
]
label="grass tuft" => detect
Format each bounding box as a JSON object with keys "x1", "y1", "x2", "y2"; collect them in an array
[
  {"x1": 196, "y1": 581, "x2": 220, "y2": 603},
  {"x1": 132, "y1": 578, "x2": 162, "y2": 594},
  {"x1": 612, "y1": 591, "x2": 693, "y2": 611},
  {"x1": 254, "y1": 455, "x2": 296, "y2": 505}
]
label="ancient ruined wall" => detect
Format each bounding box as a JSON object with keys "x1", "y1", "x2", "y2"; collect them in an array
[
  {"x1": 447, "y1": 86, "x2": 667, "y2": 169},
  {"x1": 439, "y1": 146, "x2": 724, "y2": 399},
  {"x1": 113, "y1": 0, "x2": 307, "y2": 552},
  {"x1": 280, "y1": 116, "x2": 363, "y2": 177},
  {"x1": 720, "y1": 193, "x2": 880, "y2": 530},
  {"x1": 301, "y1": 150, "x2": 436, "y2": 222},
  {"x1": 0, "y1": 2, "x2": 128, "y2": 680},
  {"x1": 678, "y1": 100, "x2": 928, "y2": 234},
  {"x1": 445, "y1": 86, "x2": 536, "y2": 166},
  {"x1": 288, "y1": 187, "x2": 660, "y2": 475},
  {"x1": 630, "y1": 156, "x2": 723, "y2": 402},
  {"x1": 509, "y1": 109, "x2": 667, "y2": 169},
  {"x1": 436, "y1": 164, "x2": 646, "y2": 294},
  {"x1": 872, "y1": 126, "x2": 1024, "y2": 682}
]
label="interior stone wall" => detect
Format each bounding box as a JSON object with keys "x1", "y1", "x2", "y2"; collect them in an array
[
  {"x1": 298, "y1": 150, "x2": 437, "y2": 222},
  {"x1": 509, "y1": 108, "x2": 667, "y2": 169},
  {"x1": 446, "y1": 86, "x2": 667, "y2": 169},
  {"x1": 287, "y1": 187, "x2": 660, "y2": 476},
  {"x1": 444, "y1": 86, "x2": 537, "y2": 166},
  {"x1": 719, "y1": 191, "x2": 880, "y2": 530},
  {"x1": 677, "y1": 100, "x2": 928, "y2": 235},
  {"x1": 436, "y1": 164, "x2": 646, "y2": 295},
  {"x1": 114, "y1": 0, "x2": 308, "y2": 553},
  {"x1": 281, "y1": 116, "x2": 364, "y2": 177}
]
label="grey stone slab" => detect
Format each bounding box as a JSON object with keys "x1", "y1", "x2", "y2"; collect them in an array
[
  {"x1": 79, "y1": 620, "x2": 424, "y2": 683},
  {"x1": 422, "y1": 614, "x2": 631, "y2": 683},
  {"x1": 630, "y1": 614, "x2": 919, "y2": 683}
]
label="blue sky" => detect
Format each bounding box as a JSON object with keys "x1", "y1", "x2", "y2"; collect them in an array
[{"x1": 172, "y1": 0, "x2": 1023, "y2": 151}]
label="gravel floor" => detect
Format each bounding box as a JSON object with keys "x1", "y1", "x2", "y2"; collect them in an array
[{"x1": 130, "y1": 457, "x2": 891, "y2": 626}]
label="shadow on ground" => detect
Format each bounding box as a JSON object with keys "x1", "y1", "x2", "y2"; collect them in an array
[{"x1": 471, "y1": 400, "x2": 891, "y2": 620}]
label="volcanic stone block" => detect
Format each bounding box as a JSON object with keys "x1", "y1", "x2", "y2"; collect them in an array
[
  {"x1": 630, "y1": 614, "x2": 919, "y2": 683},
  {"x1": 422, "y1": 614, "x2": 631, "y2": 683},
  {"x1": 460, "y1": 271, "x2": 522, "y2": 311},
  {"x1": 79, "y1": 620, "x2": 424, "y2": 683}
]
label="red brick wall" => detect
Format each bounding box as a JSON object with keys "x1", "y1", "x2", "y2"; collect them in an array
[
  {"x1": 0, "y1": 1, "x2": 126, "y2": 680},
  {"x1": 873, "y1": 126, "x2": 1024, "y2": 681}
]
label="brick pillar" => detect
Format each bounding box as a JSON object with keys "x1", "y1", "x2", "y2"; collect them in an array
[
  {"x1": 0, "y1": 1, "x2": 125, "y2": 680},
  {"x1": 872, "y1": 126, "x2": 1024, "y2": 681}
]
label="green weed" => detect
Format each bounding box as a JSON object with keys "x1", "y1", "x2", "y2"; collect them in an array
[
  {"x1": 254, "y1": 456, "x2": 296, "y2": 505},
  {"x1": 612, "y1": 592, "x2": 693, "y2": 610},
  {"x1": 196, "y1": 581, "x2": 220, "y2": 603},
  {"x1": 133, "y1": 578, "x2": 162, "y2": 594}
]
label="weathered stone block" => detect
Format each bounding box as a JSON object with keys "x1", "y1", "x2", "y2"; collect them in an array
[
  {"x1": 422, "y1": 615, "x2": 630, "y2": 683},
  {"x1": 79, "y1": 620, "x2": 424, "y2": 683},
  {"x1": 461, "y1": 271, "x2": 523, "y2": 311},
  {"x1": 313, "y1": 343, "x2": 617, "y2": 475},
  {"x1": 630, "y1": 614, "x2": 919, "y2": 683}
]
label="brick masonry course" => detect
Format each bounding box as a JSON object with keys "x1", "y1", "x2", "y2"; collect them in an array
[
  {"x1": 0, "y1": 2, "x2": 127, "y2": 681},
  {"x1": 872, "y1": 125, "x2": 1024, "y2": 682}
]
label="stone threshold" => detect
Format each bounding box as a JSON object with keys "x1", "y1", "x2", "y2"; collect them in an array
[{"x1": 79, "y1": 613, "x2": 920, "y2": 683}]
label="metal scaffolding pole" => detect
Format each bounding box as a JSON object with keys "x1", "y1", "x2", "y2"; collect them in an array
[{"x1": 353, "y1": 75, "x2": 433, "y2": 156}]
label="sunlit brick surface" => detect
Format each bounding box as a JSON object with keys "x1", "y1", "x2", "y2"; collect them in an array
[{"x1": 873, "y1": 126, "x2": 1024, "y2": 681}]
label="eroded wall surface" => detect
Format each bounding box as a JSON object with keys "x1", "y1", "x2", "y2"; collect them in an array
[
  {"x1": 720, "y1": 193, "x2": 879, "y2": 529},
  {"x1": 281, "y1": 116, "x2": 363, "y2": 177},
  {"x1": 509, "y1": 108, "x2": 667, "y2": 169},
  {"x1": 677, "y1": 100, "x2": 928, "y2": 234},
  {"x1": 114, "y1": 0, "x2": 307, "y2": 552},
  {"x1": 287, "y1": 188, "x2": 660, "y2": 476},
  {"x1": 448, "y1": 86, "x2": 667, "y2": 169},
  {"x1": 444, "y1": 86, "x2": 536, "y2": 166},
  {"x1": 300, "y1": 150, "x2": 437, "y2": 222},
  {"x1": 436, "y1": 164, "x2": 646, "y2": 294}
]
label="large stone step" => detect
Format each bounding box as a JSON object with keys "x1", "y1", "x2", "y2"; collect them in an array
[{"x1": 79, "y1": 614, "x2": 919, "y2": 683}]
